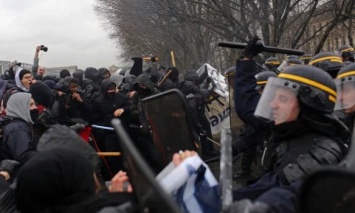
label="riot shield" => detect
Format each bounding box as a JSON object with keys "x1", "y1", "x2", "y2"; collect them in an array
[
  {"x1": 141, "y1": 89, "x2": 197, "y2": 166},
  {"x1": 111, "y1": 119, "x2": 181, "y2": 213}
]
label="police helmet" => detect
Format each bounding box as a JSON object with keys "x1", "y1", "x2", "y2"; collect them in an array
[
  {"x1": 286, "y1": 55, "x2": 299, "y2": 60},
  {"x1": 339, "y1": 45, "x2": 354, "y2": 55},
  {"x1": 254, "y1": 65, "x2": 336, "y2": 124},
  {"x1": 264, "y1": 57, "x2": 280, "y2": 71},
  {"x1": 309, "y1": 52, "x2": 343, "y2": 78},
  {"x1": 334, "y1": 63, "x2": 355, "y2": 110},
  {"x1": 339, "y1": 45, "x2": 355, "y2": 62},
  {"x1": 300, "y1": 53, "x2": 313, "y2": 65},
  {"x1": 255, "y1": 71, "x2": 277, "y2": 91},
  {"x1": 286, "y1": 58, "x2": 303, "y2": 66}
]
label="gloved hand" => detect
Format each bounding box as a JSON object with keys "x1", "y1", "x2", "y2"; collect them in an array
[
  {"x1": 243, "y1": 36, "x2": 264, "y2": 58},
  {"x1": 69, "y1": 123, "x2": 85, "y2": 132},
  {"x1": 228, "y1": 199, "x2": 272, "y2": 213},
  {"x1": 151, "y1": 57, "x2": 157, "y2": 63},
  {"x1": 0, "y1": 160, "x2": 20, "y2": 175}
]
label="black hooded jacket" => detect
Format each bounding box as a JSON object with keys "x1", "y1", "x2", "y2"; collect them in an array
[
  {"x1": 15, "y1": 148, "x2": 133, "y2": 213},
  {"x1": 83, "y1": 67, "x2": 100, "y2": 103},
  {"x1": 73, "y1": 70, "x2": 84, "y2": 89},
  {"x1": 130, "y1": 74, "x2": 159, "y2": 133},
  {"x1": 95, "y1": 80, "x2": 131, "y2": 126}
]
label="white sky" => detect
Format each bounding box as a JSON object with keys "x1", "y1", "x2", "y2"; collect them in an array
[{"x1": 0, "y1": 0, "x2": 120, "y2": 70}]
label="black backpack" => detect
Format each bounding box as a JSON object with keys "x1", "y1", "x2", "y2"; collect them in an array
[{"x1": 0, "y1": 117, "x2": 20, "y2": 161}]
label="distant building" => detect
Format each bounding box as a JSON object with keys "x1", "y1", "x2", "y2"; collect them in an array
[{"x1": 0, "y1": 60, "x2": 33, "y2": 75}]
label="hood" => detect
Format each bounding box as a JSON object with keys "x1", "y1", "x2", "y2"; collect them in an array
[
  {"x1": 110, "y1": 73, "x2": 123, "y2": 86},
  {"x1": 84, "y1": 67, "x2": 99, "y2": 81},
  {"x1": 133, "y1": 74, "x2": 155, "y2": 91},
  {"x1": 15, "y1": 69, "x2": 29, "y2": 92},
  {"x1": 184, "y1": 71, "x2": 198, "y2": 82},
  {"x1": 16, "y1": 148, "x2": 95, "y2": 213},
  {"x1": 37, "y1": 124, "x2": 101, "y2": 173},
  {"x1": 73, "y1": 70, "x2": 84, "y2": 83},
  {"x1": 6, "y1": 92, "x2": 33, "y2": 123},
  {"x1": 100, "y1": 79, "x2": 116, "y2": 94},
  {"x1": 98, "y1": 68, "x2": 110, "y2": 77}
]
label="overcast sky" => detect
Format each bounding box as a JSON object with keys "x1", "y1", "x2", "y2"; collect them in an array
[{"x1": 0, "y1": 0, "x2": 121, "y2": 70}]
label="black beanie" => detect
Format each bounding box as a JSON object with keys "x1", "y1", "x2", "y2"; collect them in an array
[
  {"x1": 29, "y1": 82, "x2": 53, "y2": 107},
  {"x1": 19, "y1": 69, "x2": 31, "y2": 80}
]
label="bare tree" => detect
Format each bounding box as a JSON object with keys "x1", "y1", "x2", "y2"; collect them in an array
[{"x1": 95, "y1": 0, "x2": 355, "y2": 70}]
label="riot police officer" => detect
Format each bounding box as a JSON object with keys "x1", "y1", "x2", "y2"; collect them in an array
[
  {"x1": 338, "y1": 45, "x2": 355, "y2": 62},
  {"x1": 309, "y1": 52, "x2": 343, "y2": 78},
  {"x1": 230, "y1": 64, "x2": 347, "y2": 213},
  {"x1": 233, "y1": 70, "x2": 276, "y2": 179}
]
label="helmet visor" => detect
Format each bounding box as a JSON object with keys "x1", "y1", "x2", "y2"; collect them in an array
[
  {"x1": 334, "y1": 77, "x2": 355, "y2": 110},
  {"x1": 254, "y1": 77, "x2": 300, "y2": 125}
]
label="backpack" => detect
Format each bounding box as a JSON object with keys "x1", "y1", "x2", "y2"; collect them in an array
[{"x1": 0, "y1": 117, "x2": 20, "y2": 161}]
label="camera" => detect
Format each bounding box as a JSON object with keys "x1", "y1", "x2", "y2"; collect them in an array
[{"x1": 40, "y1": 45, "x2": 48, "y2": 52}]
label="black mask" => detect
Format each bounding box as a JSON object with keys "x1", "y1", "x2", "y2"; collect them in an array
[
  {"x1": 30, "y1": 109, "x2": 39, "y2": 123},
  {"x1": 106, "y1": 92, "x2": 115, "y2": 100},
  {"x1": 137, "y1": 87, "x2": 151, "y2": 97}
]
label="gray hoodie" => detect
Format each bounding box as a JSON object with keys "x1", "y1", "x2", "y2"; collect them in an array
[{"x1": 6, "y1": 92, "x2": 33, "y2": 124}]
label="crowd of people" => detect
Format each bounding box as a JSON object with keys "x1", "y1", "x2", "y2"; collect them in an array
[{"x1": 0, "y1": 37, "x2": 354, "y2": 213}]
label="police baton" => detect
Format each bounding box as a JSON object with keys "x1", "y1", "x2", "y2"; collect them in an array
[{"x1": 218, "y1": 41, "x2": 305, "y2": 56}]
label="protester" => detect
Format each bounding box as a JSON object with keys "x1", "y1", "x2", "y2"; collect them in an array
[
  {"x1": 58, "y1": 69, "x2": 70, "y2": 79},
  {"x1": 14, "y1": 69, "x2": 33, "y2": 92},
  {"x1": 15, "y1": 148, "x2": 132, "y2": 213},
  {"x1": 2, "y1": 93, "x2": 38, "y2": 172}
]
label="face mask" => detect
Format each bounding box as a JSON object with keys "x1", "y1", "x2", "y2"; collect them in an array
[
  {"x1": 137, "y1": 87, "x2": 151, "y2": 97},
  {"x1": 106, "y1": 92, "x2": 115, "y2": 100},
  {"x1": 30, "y1": 109, "x2": 39, "y2": 123}
]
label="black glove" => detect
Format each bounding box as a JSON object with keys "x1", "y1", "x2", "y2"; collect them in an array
[
  {"x1": 151, "y1": 57, "x2": 157, "y2": 63},
  {"x1": 69, "y1": 123, "x2": 85, "y2": 132},
  {"x1": 228, "y1": 199, "x2": 272, "y2": 213},
  {"x1": 243, "y1": 36, "x2": 264, "y2": 58},
  {"x1": 0, "y1": 160, "x2": 20, "y2": 175}
]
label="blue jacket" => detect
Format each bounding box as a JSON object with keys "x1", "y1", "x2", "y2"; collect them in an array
[{"x1": 233, "y1": 60, "x2": 269, "y2": 132}]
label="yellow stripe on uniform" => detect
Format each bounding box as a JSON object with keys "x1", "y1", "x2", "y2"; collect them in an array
[
  {"x1": 256, "y1": 81, "x2": 267, "y2": 85},
  {"x1": 309, "y1": 56, "x2": 343, "y2": 65},
  {"x1": 278, "y1": 73, "x2": 337, "y2": 97},
  {"x1": 336, "y1": 70, "x2": 355, "y2": 79},
  {"x1": 265, "y1": 61, "x2": 280, "y2": 65}
]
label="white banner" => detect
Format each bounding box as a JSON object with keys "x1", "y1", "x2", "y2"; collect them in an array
[{"x1": 195, "y1": 63, "x2": 231, "y2": 134}]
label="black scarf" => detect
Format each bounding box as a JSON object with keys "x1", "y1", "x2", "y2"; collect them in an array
[{"x1": 272, "y1": 117, "x2": 311, "y2": 141}]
